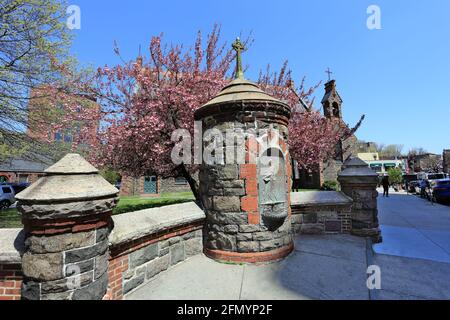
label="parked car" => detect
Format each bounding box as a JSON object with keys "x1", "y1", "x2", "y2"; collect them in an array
[
  {"x1": 432, "y1": 179, "x2": 450, "y2": 203},
  {"x1": 415, "y1": 180, "x2": 430, "y2": 198},
  {"x1": 10, "y1": 182, "x2": 30, "y2": 194},
  {"x1": 408, "y1": 180, "x2": 420, "y2": 193},
  {"x1": 0, "y1": 185, "x2": 15, "y2": 210},
  {"x1": 417, "y1": 172, "x2": 447, "y2": 181}
]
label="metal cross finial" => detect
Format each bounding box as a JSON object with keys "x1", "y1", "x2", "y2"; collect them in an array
[
  {"x1": 326, "y1": 67, "x2": 333, "y2": 81},
  {"x1": 232, "y1": 37, "x2": 245, "y2": 79}
]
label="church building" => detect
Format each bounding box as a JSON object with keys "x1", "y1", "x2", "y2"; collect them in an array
[{"x1": 297, "y1": 79, "x2": 358, "y2": 189}]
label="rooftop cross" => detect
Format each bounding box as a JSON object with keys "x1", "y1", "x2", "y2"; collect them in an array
[
  {"x1": 326, "y1": 67, "x2": 333, "y2": 81},
  {"x1": 232, "y1": 37, "x2": 245, "y2": 79}
]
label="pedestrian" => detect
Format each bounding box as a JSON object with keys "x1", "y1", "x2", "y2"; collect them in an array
[{"x1": 382, "y1": 175, "x2": 390, "y2": 197}]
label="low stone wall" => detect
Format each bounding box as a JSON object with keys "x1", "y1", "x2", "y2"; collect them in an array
[
  {"x1": 291, "y1": 191, "x2": 353, "y2": 235},
  {"x1": 106, "y1": 202, "x2": 205, "y2": 300},
  {"x1": 0, "y1": 229, "x2": 24, "y2": 300},
  {"x1": 0, "y1": 202, "x2": 205, "y2": 300}
]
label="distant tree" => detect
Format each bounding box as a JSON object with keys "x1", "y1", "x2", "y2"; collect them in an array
[
  {"x1": 379, "y1": 144, "x2": 404, "y2": 160},
  {"x1": 387, "y1": 167, "x2": 403, "y2": 185},
  {"x1": 0, "y1": 0, "x2": 74, "y2": 159},
  {"x1": 100, "y1": 168, "x2": 121, "y2": 184},
  {"x1": 408, "y1": 147, "x2": 428, "y2": 157},
  {"x1": 421, "y1": 156, "x2": 443, "y2": 173}
]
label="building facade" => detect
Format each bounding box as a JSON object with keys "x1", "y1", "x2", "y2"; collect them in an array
[{"x1": 443, "y1": 149, "x2": 450, "y2": 174}]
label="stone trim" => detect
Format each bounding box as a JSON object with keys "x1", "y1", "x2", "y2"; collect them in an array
[
  {"x1": 204, "y1": 242, "x2": 294, "y2": 264},
  {"x1": 109, "y1": 202, "x2": 205, "y2": 246}
]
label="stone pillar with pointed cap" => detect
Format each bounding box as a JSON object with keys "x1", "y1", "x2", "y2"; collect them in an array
[
  {"x1": 16, "y1": 154, "x2": 119, "y2": 300},
  {"x1": 194, "y1": 40, "x2": 294, "y2": 264},
  {"x1": 338, "y1": 157, "x2": 382, "y2": 243}
]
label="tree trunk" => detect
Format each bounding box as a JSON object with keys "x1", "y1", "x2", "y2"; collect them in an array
[{"x1": 178, "y1": 164, "x2": 203, "y2": 209}]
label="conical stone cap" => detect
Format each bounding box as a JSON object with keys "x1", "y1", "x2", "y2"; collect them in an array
[
  {"x1": 16, "y1": 154, "x2": 118, "y2": 202},
  {"x1": 195, "y1": 78, "x2": 291, "y2": 120},
  {"x1": 339, "y1": 157, "x2": 378, "y2": 177},
  {"x1": 45, "y1": 153, "x2": 98, "y2": 174}
]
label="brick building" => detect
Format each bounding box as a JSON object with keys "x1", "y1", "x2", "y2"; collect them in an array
[
  {"x1": 0, "y1": 87, "x2": 100, "y2": 184},
  {"x1": 297, "y1": 79, "x2": 358, "y2": 189},
  {"x1": 0, "y1": 154, "x2": 52, "y2": 184},
  {"x1": 119, "y1": 174, "x2": 194, "y2": 197}
]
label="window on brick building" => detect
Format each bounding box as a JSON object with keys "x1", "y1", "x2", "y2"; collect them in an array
[{"x1": 175, "y1": 177, "x2": 188, "y2": 185}]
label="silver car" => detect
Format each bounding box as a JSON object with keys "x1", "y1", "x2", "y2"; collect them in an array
[{"x1": 0, "y1": 185, "x2": 15, "y2": 209}]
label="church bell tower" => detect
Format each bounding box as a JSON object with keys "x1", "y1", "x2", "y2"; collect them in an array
[{"x1": 321, "y1": 79, "x2": 343, "y2": 120}]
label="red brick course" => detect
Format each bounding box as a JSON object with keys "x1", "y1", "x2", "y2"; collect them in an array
[
  {"x1": 204, "y1": 243, "x2": 294, "y2": 264},
  {"x1": 0, "y1": 264, "x2": 22, "y2": 301}
]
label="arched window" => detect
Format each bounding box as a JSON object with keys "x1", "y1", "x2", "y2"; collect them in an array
[{"x1": 332, "y1": 102, "x2": 340, "y2": 117}]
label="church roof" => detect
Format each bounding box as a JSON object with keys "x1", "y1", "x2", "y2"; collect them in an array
[{"x1": 321, "y1": 80, "x2": 343, "y2": 104}]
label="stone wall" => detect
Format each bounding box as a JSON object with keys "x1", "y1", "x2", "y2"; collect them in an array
[
  {"x1": 291, "y1": 191, "x2": 352, "y2": 235},
  {"x1": 0, "y1": 202, "x2": 205, "y2": 300},
  {"x1": 106, "y1": 202, "x2": 205, "y2": 300}
]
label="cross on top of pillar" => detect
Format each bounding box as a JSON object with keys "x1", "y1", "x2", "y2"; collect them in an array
[{"x1": 232, "y1": 37, "x2": 245, "y2": 80}]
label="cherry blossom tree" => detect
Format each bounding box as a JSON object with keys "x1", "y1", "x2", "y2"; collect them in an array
[
  {"x1": 259, "y1": 62, "x2": 364, "y2": 169},
  {"x1": 47, "y1": 25, "x2": 363, "y2": 202}
]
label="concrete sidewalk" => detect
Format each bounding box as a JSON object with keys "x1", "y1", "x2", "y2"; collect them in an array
[
  {"x1": 373, "y1": 191, "x2": 450, "y2": 299},
  {"x1": 126, "y1": 234, "x2": 371, "y2": 300},
  {"x1": 126, "y1": 192, "x2": 450, "y2": 300}
]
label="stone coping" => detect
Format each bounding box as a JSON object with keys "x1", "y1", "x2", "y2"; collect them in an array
[
  {"x1": 291, "y1": 191, "x2": 353, "y2": 208},
  {"x1": 0, "y1": 228, "x2": 25, "y2": 264},
  {"x1": 109, "y1": 202, "x2": 205, "y2": 247}
]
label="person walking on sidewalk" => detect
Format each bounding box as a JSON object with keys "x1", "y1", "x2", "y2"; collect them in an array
[{"x1": 382, "y1": 175, "x2": 390, "y2": 197}]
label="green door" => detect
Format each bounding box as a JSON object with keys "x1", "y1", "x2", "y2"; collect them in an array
[{"x1": 144, "y1": 176, "x2": 158, "y2": 194}]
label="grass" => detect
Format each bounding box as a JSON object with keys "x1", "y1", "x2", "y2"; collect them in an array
[
  {"x1": 0, "y1": 209, "x2": 22, "y2": 229},
  {"x1": 113, "y1": 192, "x2": 195, "y2": 215},
  {"x1": 0, "y1": 192, "x2": 196, "y2": 229}
]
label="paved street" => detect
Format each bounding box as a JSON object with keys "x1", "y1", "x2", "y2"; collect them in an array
[
  {"x1": 127, "y1": 190, "x2": 450, "y2": 300},
  {"x1": 373, "y1": 189, "x2": 450, "y2": 299}
]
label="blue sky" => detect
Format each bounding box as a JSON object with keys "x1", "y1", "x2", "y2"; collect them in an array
[{"x1": 69, "y1": 0, "x2": 450, "y2": 154}]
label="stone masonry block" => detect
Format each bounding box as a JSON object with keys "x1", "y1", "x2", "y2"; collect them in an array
[
  {"x1": 146, "y1": 255, "x2": 170, "y2": 279},
  {"x1": 185, "y1": 237, "x2": 203, "y2": 257},
  {"x1": 22, "y1": 252, "x2": 64, "y2": 281},
  {"x1": 26, "y1": 231, "x2": 95, "y2": 254},
  {"x1": 237, "y1": 241, "x2": 260, "y2": 253},
  {"x1": 65, "y1": 239, "x2": 108, "y2": 264},
  {"x1": 170, "y1": 242, "x2": 185, "y2": 266},
  {"x1": 213, "y1": 196, "x2": 241, "y2": 212},
  {"x1": 129, "y1": 243, "x2": 158, "y2": 268}
]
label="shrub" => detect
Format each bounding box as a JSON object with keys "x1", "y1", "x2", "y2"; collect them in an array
[{"x1": 321, "y1": 180, "x2": 339, "y2": 191}]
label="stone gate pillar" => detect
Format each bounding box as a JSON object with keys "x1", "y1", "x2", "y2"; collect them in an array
[
  {"x1": 338, "y1": 157, "x2": 382, "y2": 243},
  {"x1": 194, "y1": 39, "x2": 294, "y2": 264},
  {"x1": 16, "y1": 154, "x2": 119, "y2": 300}
]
